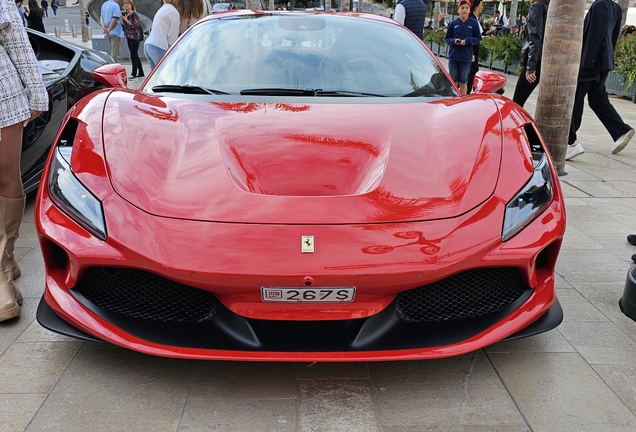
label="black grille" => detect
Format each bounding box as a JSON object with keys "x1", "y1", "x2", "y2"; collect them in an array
[
  {"x1": 396, "y1": 268, "x2": 528, "y2": 323},
  {"x1": 75, "y1": 267, "x2": 216, "y2": 323}
]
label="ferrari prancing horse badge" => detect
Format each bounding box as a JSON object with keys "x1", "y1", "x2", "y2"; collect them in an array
[{"x1": 301, "y1": 235, "x2": 315, "y2": 253}]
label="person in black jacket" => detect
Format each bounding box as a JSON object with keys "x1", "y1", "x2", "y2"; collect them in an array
[
  {"x1": 24, "y1": 0, "x2": 46, "y2": 33},
  {"x1": 566, "y1": 0, "x2": 634, "y2": 159},
  {"x1": 512, "y1": 0, "x2": 549, "y2": 107},
  {"x1": 466, "y1": 0, "x2": 483, "y2": 94},
  {"x1": 394, "y1": 0, "x2": 427, "y2": 40}
]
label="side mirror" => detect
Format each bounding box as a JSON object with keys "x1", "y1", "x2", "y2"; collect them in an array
[
  {"x1": 473, "y1": 70, "x2": 507, "y2": 94},
  {"x1": 92, "y1": 64, "x2": 128, "y2": 89}
]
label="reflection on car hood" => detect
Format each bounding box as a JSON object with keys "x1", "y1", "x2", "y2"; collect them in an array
[{"x1": 101, "y1": 91, "x2": 503, "y2": 224}]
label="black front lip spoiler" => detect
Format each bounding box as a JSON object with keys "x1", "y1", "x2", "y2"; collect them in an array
[{"x1": 36, "y1": 295, "x2": 563, "y2": 352}]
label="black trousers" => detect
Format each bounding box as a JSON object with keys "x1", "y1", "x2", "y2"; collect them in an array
[
  {"x1": 569, "y1": 71, "x2": 631, "y2": 145},
  {"x1": 466, "y1": 59, "x2": 479, "y2": 94},
  {"x1": 512, "y1": 62, "x2": 541, "y2": 108},
  {"x1": 127, "y1": 38, "x2": 144, "y2": 77}
]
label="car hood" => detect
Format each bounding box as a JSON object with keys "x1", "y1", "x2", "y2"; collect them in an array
[{"x1": 101, "y1": 91, "x2": 503, "y2": 224}]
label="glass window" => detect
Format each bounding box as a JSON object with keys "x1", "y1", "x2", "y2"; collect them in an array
[{"x1": 143, "y1": 14, "x2": 456, "y2": 98}]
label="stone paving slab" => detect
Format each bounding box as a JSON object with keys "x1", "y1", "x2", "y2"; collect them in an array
[{"x1": 2, "y1": 39, "x2": 636, "y2": 431}]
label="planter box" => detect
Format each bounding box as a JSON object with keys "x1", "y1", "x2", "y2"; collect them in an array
[
  {"x1": 504, "y1": 61, "x2": 520, "y2": 75},
  {"x1": 490, "y1": 59, "x2": 505, "y2": 72},
  {"x1": 605, "y1": 70, "x2": 636, "y2": 103}
]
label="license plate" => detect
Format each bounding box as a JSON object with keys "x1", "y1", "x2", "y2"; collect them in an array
[{"x1": 261, "y1": 287, "x2": 355, "y2": 302}]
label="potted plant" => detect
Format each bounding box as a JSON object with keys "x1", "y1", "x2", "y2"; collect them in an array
[
  {"x1": 607, "y1": 35, "x2": 636, "y2": 103},
  {"x1": 424, "y1": 29, "x2": 447, "y2": 57},
  {"x1": 480, "y1": 34, "x2": 522, "y2": 74}
]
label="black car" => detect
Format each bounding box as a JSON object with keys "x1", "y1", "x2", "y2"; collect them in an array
[{"x1": 21, "y1": 30, "x2": 112, "y2": 194}]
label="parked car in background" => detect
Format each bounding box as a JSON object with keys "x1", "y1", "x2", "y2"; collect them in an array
[
  {"x1": 22, "y1": 29, "x2": 112, "y2": 193},
  {"x1": 36, "y1": 11, "x2": 564, "y2": 361},
  {"x1": 211, "y1": 2, "x2": 230, "y2": 13}
]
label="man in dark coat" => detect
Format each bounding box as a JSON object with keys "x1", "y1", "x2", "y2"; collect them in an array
[
  {"x1": 566, "y1": 0, "x2": 634, "y2": 160},
  {"x1": 394, "y1": 0, "x2": 427, "y2": 40}
]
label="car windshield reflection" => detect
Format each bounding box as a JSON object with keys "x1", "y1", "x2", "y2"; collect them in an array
[{"x1": 143, "y1": 14, "x2": 457, "y2": 98}]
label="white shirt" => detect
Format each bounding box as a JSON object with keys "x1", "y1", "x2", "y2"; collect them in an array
[
  {"x1": 495, "y1": 14, "x2": 508, "y2": 27},
  {"x1": 145, "y1": 3, "x2": 179, "y2": 50},
  {"x1": 394, "y1": 4, "x2": 406, "y2": 25}
]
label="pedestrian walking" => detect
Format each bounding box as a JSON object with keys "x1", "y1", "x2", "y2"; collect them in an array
[
  {"x1": 144, "y1": 0, "x2": 179, "y2": 70},
  {"x1": 445, "y1": 0, "x2": 481, "y2": 95},
  {"x1": 100, "y1": 0, "x2": 124, "y2": 63},
  {"x1": 0, "y1": 0, "x2": 49, "y2": 322},
  {"x1": 466, "y1": 0, "x2": 483, "y2": 94},
  {"x1": 50, "y1": 0, "x2": 57, "y2": 17},
  {"x1": 393, "y1": 0, "x2": 427, "y2": 40},
  {"x1": 566, "y1": 0, "x2": 635, "y2": 160},
  {"x1": 24, "y1": 0, "x2": 45, "y2": 33},
  {"x1": 14, "y1": 0, "x2": 25, "y2": 25},
  {"x1": 40, "y1": 0, "x2": 47, "y2": 17},
  {"x1": 512, "y1": 0, "x2": 549, "y2": 107},
  {"x1": 122, "y1": 0, "x2": 144, "y2": 79}
]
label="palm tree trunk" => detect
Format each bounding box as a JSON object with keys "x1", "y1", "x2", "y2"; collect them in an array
[
  {"x1": 509, "y1": 0, "x2": 519, "y2": 27},
  {"x1": 534, "y1": 0, "x2": 587, "y2": 176},
  {"x1": 618, "y1": 0, "x2": 629, "y2": 27},
  {"x1": 434, "y1": 1, "x2": 441, "y2": 30}
]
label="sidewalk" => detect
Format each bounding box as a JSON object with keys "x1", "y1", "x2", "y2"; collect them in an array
[{"x1": 2, "y1": 29, "x2": 636, "y2": 432}]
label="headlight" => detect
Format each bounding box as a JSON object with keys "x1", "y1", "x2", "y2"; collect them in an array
[
  {"x1": 502, "y1": 153, "x2": 553, "y2": 241},
  {"x1": 49, "y1": 146, "x2": 107, "y2": 240}
]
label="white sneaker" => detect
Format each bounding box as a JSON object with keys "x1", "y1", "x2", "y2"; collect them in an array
[
  {"x1": 611, "y1": 129, "x2": 634, "y2": 154},
  {"x1": 566, "y1": 142, "x2": 585, "y2": 161}
]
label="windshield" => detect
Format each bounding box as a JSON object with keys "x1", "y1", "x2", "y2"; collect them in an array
[{"x1": 143, "y1": 14, "x2": 457, "y2": 98}]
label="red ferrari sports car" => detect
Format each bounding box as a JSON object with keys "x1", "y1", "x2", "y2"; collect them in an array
[{"x1": 36, "y1": 11, "x2": 565, "y2": 361}]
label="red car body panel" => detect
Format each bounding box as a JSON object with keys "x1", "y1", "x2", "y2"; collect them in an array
[
  {"x1": 36, "y1": 86, "x2": 565, "y2": 360},
  {"x1": 98, "y1": 91, "x2": 504, "y2": 224}
]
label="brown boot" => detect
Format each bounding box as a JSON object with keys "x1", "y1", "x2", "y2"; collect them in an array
[
  {"x1": 0, "y1": 209, "x2": 22, "y2": 322},
  {"x1": 0, "y1": 195, "x2": 25, "y2": 280}
]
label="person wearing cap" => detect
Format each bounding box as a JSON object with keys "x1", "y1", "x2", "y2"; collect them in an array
[
  {"x1": 393, "y1": 0, "x2": 427, "y2": 40},
  {"x1": 445, "y1": 0, "x2": 481, "y2": 95}
]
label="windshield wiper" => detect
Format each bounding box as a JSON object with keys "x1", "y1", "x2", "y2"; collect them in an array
[
  {"x1": 151, "y1": 85, "x2": 229, "y2": 95},
  {"x1": 315, "y1": 90, "x2": 387, "y2": 97},
  {"x1": 240, "y1": 88, "x2": 387, "y2": 97},
  {"x1": 240, "y1": 88, "x2": 319, "y2": 96}
]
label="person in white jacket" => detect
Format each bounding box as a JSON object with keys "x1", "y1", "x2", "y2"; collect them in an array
[
  {"x1": 0, "y1": 0, "x2": 48, "y2": 322},
  {"x1": 144, "y1": 0, "x2": 180, "y2": 69}
]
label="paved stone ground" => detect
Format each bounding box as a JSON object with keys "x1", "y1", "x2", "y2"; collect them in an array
[{"x1": 2, "y1": 20, "x2": 636, "y2": 432}]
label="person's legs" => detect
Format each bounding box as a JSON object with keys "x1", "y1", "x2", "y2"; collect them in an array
[
  {"x1": 586, "y1": 73, "x2": 634, "y2": 153},
  {"x1": 0, "y1": 122, "x2": 26, "y2": 321},
  {"x1": 457, "y1": 61, "x2": 471, "y2": 95},
  {"x1": 512, "y1": 63, "x2": 540, "y2": 107},
  {"x1": 447, "y1": 60, "x2": 460, "y2": 89},
  {"x1": 144, "y1": 43, "x2": 166, "y2": 70},
  {"x1": 128, "y1": 38, "x2": 139, "y2": 76},
  {"x1": 0, "y1": 123, "x2": 24, "y2": 200},
  {"x1": 565, "y1": 79, "x2": 591, "y2": 160},
  {"x1": 466, "y1": 59, "x2": 479, "y2": 94},
  {"x1": 112, "y1": 36, "x2": 122, "y2": 64},
  {"x1": 568, "y1": 80, "x2": 591, "y2": 145}
]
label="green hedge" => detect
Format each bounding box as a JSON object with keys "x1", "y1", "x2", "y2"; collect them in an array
[
  {"x1": 424, "y1": 30, "x2": 522, "y2": 68},
  {"x1": 615, "y1": 35, "x2": 636, "y2": 88},
  {"x1": 479, "y1": 34, "x2": 522, "y2": 67}
]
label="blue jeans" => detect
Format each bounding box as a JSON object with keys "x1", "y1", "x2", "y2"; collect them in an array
[
  {"x1": 144, "y1": 44, "x2": 167, "y2": 70},
  {"x1": 448, "y1": 60, "x2": 471, "y2": 85}
]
